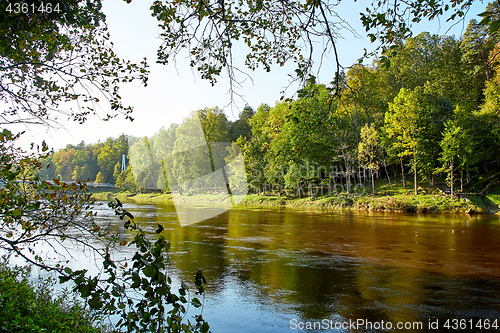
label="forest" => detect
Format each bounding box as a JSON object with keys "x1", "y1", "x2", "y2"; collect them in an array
[{"x1": 43, "y1": 10, "x2": 500, "y2": 201}]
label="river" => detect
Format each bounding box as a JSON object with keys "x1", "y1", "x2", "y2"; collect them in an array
[{"x1": 83, "y1": 201, "x2": 500, "y2": 332}]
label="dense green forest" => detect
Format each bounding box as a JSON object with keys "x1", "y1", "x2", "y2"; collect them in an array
[{"x1": 43, "y1": 13, "x2": 500, "y2": 199}]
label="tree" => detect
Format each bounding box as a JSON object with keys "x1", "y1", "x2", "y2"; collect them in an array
[
  {"x1": 0, "y1": 0, "x2": 148, "y2": 126},
  {"x1": 437, "y1": 119, "x2": 474, "y2": 197},
  {"x1": 358, "y1": 123, "x2": 381, "y2": 195},
  {"x1": 460, "y1": 6, "x2": 500, "y2": 110},
  {"x1": 343, "y1": 64, "x2": 389, "y2": 126},
  {"x1": 94, "y1": 171, "x2": 106, "y2": 183},
  {"x1": 238, "y1": 104, "x2": 271, "y2": 193},
  {"x1": 152, "y1": 0, "x2": 347, "y2": 97},
  {"x1": 385, "y1": 88, "x2": 420, "y2": 195},
  {"x1": 116, "y1": 165, "x2": 138, "y2": 191},
  {"x1": 385, "y1": 87, "x2": 453, "y2": 194},
  {"x1": 198, "y1": 107, "x2": 230, "y2": 143},
  {"x1": 52, "y1": 146, "x2": 76, "y2": 181},
  {"x1": 228, "y1": 105, "x2": 254, "y2": 141},
  {"x1": 113, "y1": 162, "x2": 122, "y2": 183},
  {"x1": 240, "y1": 105, "x2": 255, "y2": 120},
  {"x1": 481, "y1": 42, "x2": 500, "y2": 143},
  {"x1": 415, "y1": 93, "x2": 453, "y2": 186},
  {"x1": 96, "y1": 137, "x2": 128, "y2": 183}
]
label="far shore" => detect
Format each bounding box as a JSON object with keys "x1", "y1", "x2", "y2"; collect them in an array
[{"x1": 88, "y1": 180, "x2": 500, "y2": 215}]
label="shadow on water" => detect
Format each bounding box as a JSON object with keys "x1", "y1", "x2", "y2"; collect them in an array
[{"x1": 96, "y1": 201, "x2": 500, "y2": 332}]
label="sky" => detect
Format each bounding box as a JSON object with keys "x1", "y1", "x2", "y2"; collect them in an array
[{"x1": 11, "y1": 0, "x2": 490, "y2": 151}]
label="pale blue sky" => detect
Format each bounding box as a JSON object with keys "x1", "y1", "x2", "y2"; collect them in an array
[{"x1": 13, "y1": 0, "x2": 489, "y2": 150}]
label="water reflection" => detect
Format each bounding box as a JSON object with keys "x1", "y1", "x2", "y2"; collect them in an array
[{"x1": 95, "y1": 202, "x2": 500, "y2": 332}]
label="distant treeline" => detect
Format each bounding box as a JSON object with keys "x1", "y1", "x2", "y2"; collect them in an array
[
  {"x1": 40, "y1": 135, "x2": 129, "y2": 184},
  {"x1": 39, "y1": 105, "x2": 254, "y2": 189}
]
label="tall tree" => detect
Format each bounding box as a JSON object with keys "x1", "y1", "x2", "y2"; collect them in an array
[
  {"x1": 438, "y1": 118, "x2": 474, "y2": 197},
  {"x1": 415, "y1": 92, "x2": 453, "y2": 186},
  {"x1": 228, "y1": 105, "x2": 255, "y2": 141},
  {"x1": 198, "y1": 107, "x2": 230, "y2": 143},
  {"x1": 460, "y1": 17, "x2": 499, "y2": 110},
  {"x1": 481, "y1": 42, "x2": 500, "y2": 143},
  {"x1": 238, "y1": 104, "x2": 271, "y2": 193},
  {"x1": 385, "y1": 88, "x2": 421, "y2": 195},
  {"x1": 358, "y1": 123, "x2": 381, "y2": 195},
  {"x1": 97, "y1": 139, "x2": 117, "y2": 183}
]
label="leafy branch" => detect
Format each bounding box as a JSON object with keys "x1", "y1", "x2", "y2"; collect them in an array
[{"x1": 0, "y1": 129, "x2": 210, "y2": 332}]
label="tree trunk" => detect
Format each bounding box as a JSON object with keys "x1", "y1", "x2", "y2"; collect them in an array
[
  {"x1": 460, "y1": 167, "x2": 463, "y2": 193},
  {"x1": 450, "y1": 158, "x2": 454, "y2": 198},
  {"x1": 481, "y1": 48, "x2": 491, "y2": 81},
  {"x1": 345, "y1": 161, "x2": 351, "y2": 193},
  {"x1": 400, "y1": 157, "x2": 406, "y2": 189},
  {"x1": 384, "y1": 163, "x2": 393, "y2": 190},
  {"x1": 371, "y1": 168, "x2": 375, "y2": 195},
  {"x1": 414, "y1": 152, "x2": 418, "y2": 195}
]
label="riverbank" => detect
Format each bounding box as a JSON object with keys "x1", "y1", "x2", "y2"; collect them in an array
[{"x1": 89, "y1": 179, "x2": 500, "y2": 214}]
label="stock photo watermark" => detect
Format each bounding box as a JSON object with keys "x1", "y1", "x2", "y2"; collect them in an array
[
  {"x1": 127, "y1": 114, "x2": 378, "y2": 224},
  {"x1": 127, "y1": 113, "x2": 248, "y2": 226},
  {"x1": 245, "y1": 163, "x2": 371, "y2": 197}
]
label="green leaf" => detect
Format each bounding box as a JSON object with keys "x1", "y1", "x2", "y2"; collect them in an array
[
  {"x1": 157, "y1": 286, "x2": 169, "y2": 295},
  {"x1": 88, "y1": 295, "x2": 103, "y2": 309},
  {"x1": 143, "y1": 265, "x2": 156, "y2": 277},
  {"x1": 478, "y1": 11, "x2": 494, "y2": 17},
  {"x1": 59, "y1": 275, "x2": 71, "y2": 283},
  {"x1": 480, "y1": 16, "x2": 491, "y2": 26},
  {"x1": 79, "y1": 284, "x2": 91, "y2": 297},
  {"x1": 11, "y1": 208, "x2": 22, "y2": 217},
  {"x1": 201, "y1": 322, "x2": 210, "y2": 333},
  {"x1": 490, "y1": 20, "x2": 500, "y2": 33},
  {"x1": 191, "y1": 298, "x2": 202, "y2": 308},
  {"x1": 156, "y1": 223, "x2": 164, "y2": 233}
]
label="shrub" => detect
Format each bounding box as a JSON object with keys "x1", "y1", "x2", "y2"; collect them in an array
[{"x1": 0, "y1": 261, "x2": 106, "y2": 333}]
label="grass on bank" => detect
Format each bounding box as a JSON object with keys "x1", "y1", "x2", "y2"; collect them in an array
[
  {"x1": 88, "y1": 176, "x2": 500, "y2": 214},
  {"x1": 241, "y1": 178, "x2": 497, "y2": 213},
  {"x1": 0, "y1": 261, "x2": 111, "y2": 333}
]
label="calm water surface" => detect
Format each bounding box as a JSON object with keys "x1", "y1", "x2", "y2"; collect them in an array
[{"x1": 91, "y1": 201, "x2": 500, "y2": 332}]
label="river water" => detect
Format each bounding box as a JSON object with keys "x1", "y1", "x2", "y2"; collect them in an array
[{"x1": 86, "y1": 201, "x2": 500, "y2": 332}]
